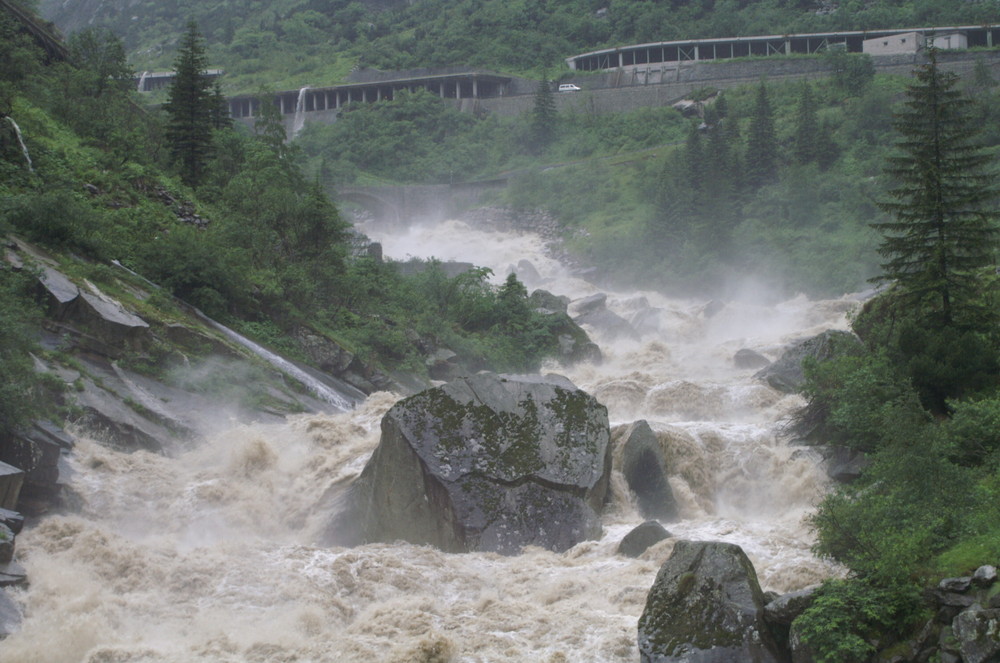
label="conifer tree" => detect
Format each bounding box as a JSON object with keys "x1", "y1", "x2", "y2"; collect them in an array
[
  {"x1": 209, "y1": 80, "x2": 232, "y2": 130},
  {"x1": 873, "y1": 50, "x2": 999, "y2": 327},
  {"x1": 530, "y1": 73, "x2": 557, "y2": 148},
  {"x1": 745, "y1": 81, "x2": 778, "y2": 188},
  {"x1": 164, "y1": 21, "x2": 214, "y2": 186},
  {"x1": 792, "y1": 82, "x2": 819, "y2": 165}
]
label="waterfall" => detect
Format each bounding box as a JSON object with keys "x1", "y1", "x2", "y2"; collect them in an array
[
  {"x1": 197, "y1": 313, "x2": 362, "y2": 411},
  {"x1": 109, "y1": 259, "x2": 362, "y2": 411},
  {"x1": 5, "y1": 116, "x2": 33, "y2": 173},
  {"x1": 291, "y1": 86, "x2": 310, "y2": 138},
  {"x1": 137, "y1": 71, "x2": 148, "y2": 92}
]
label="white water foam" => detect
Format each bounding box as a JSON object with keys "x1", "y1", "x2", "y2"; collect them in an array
[{"x1": 7, "y1": 217, "x2": 854, "y2": 662}]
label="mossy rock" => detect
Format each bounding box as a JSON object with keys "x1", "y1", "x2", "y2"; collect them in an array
[
  {"x1": 343, "y1": 372, "x2": 612, "y2": 554},
  {"x1": 638, "y1": 540, "x2": 785, "y2": 663}
]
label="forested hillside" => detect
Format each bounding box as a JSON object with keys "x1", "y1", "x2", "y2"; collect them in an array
[
  {"x1": 36, "y1": 0, "x2": 1000, "y2": 90},
  {"x1": 1, "y1": 8, "x2": 582, "y2": 452}
]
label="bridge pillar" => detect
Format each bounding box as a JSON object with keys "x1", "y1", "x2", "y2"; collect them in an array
[{"x1": 472, "y1": 76, "x2": 478, "y2": 98}]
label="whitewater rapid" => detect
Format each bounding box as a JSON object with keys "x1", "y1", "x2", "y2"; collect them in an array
[{"x1": 4, "y1": 217, "x2": 855, "y2": 662}]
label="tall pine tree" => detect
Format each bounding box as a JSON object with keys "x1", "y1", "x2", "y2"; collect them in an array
[
  {"x1": 745, "y1": 81, "x2": 778, "y2": 188},
  {"x1": 873, "y1": 50, "x2": 999, "y2": 327},
  {"x1": 792, "y1": 82, "x2": 819, "y2": 165},
  {"x1": 530, "y1": 73, "x2": 556, "y2": 149},
  {"x1": 164, "y1": 21, "x2": 214, "y2": 187}
]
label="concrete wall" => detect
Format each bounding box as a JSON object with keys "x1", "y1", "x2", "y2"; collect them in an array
[
  {"x1": 235, "y1": 49, "x2": 1000, "y2": 132},
  {"x1": 478, "y1": 50, "x2": 1000, "y2": 118},
  {"x1": 863, "y1": 32, "x2": 924, "y2": 56}
]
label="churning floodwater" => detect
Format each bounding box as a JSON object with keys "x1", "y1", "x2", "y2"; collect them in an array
[{"x1": 4, "y1": 216, "x2": 855, "y2": 662}]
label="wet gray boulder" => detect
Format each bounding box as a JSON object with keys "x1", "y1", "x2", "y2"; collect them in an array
[
  {"x1": 764, "y1": 587, "x2": 817, "y2": 626},
  {"x1": 571, "y1": 293, "x2": 640, "y2": 342},
  {"x1": 618, "y1": 521, "x2": 671, "y2": 558},
  {"x1": 530, "y1": 290, "x2": 602, "y2": 366},
  {"x1": 638, "y1": 540, "x2": 784, "y2": 663},
  {"x1": 824, "y1": 445, "x2": 869, "y2": 484},
  {"x1": 953, "y1": 607, "x2": 1000, "y2": 663},
  {"x1": 0, "y1": 588, "x2": 20, "y2": 639},
  {"x1": 339, "y1": 372, "x2": 612, "y2": 554},
  {"x1": 620, "y1": 420, "x2": 678, "y2": 521},
  {"x1": 0, "y1": 525, "x2": 12, "y2": 565},
  {"x1": 529, "y1": 289, "x2": 570, "y2": 314},
  {"x1": 734, "y1": 348, "x2": 771, "y2": 370},
  {"x1": 754, "y1": 330, "x2": 861, "y2": 393},
  {"x1": 973, "y1": 565, "x2": 998, "y2": 588}
]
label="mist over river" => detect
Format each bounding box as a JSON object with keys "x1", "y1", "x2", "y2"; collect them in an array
[{"x1": 4, "y1": 216, "x2": 857, "y2": 662}]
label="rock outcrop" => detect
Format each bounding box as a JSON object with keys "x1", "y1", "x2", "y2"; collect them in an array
[
  {"x1": 530, "y1": 289, "x2": 602, "y2": 366},
  {"x1": 754, "y1": 330, "x2": 861, "y2": 393},
  {"x1": 335, "y1": 372, "x2": 612, "y2": 554},
  {"x1": 638, "y1": 540, "x2": 784, "y2": 663},
  {"x1": 570, "y1": 293, "x2": 640, "y2": 342}
]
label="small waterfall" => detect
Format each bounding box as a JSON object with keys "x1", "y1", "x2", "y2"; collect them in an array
[
  {"x1": 5, "y1": 116, "x2": 33, "y2": 173},
  {"x1": 109, "y1": 260, "x2": 362, "y2": 411},
  {"x1": 291, "y1": 86, "x2": 310, "y2": 138},
  {"x1": 137, "y1": 71, "x2": 148, "y2": 92},
  {"x1": 198, "y1": 314, "x2": 361, "y2": 411}
]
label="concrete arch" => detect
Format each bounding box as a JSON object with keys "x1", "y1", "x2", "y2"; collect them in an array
[{"x1": 336, "y1": 189, "x2": 402, "y2": 227}]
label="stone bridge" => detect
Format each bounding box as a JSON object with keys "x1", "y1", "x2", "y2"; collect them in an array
[{"x1": 335, "y1": 180, "x2": 507, "y2": 226}]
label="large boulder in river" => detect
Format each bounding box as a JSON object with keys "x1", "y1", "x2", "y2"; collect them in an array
[
  {"x1": 338, "y1": 372, "x2": 612, "y2": 554},
  {"x1": 620, "y1": 420, "x2": 678, "y2": 521},
  {"x1": 638, "y1": 540, "x2": 784, "y2": 663},
  {"x1": 754, "y1": 330, "x2": 861, "y2": 393}
]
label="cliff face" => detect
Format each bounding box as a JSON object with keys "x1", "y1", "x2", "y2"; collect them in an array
[{"x1": 1, "y1": 235, "x2": 367, "y2": 514}]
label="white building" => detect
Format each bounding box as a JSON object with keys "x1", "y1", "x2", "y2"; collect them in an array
[{"x1": 863, "y1": 31, "x2": 925, "y2": 55}]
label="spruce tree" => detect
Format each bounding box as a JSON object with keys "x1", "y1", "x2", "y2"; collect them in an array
[
  {"x1": 164, "y1": 21, "x2": 214, "y2": 187},
  {"x1": 792, "y1": 82, "x2": 819, "y2": 165},
  {"x1": 745, "y1": 81, "x2": 778, "y2": 188},
  {"x1": 530, "y1": 73, "x2": 557, "y2": 148},
  {"x1": 873, "y1": 50, "x2": 999, "y2": 327}
]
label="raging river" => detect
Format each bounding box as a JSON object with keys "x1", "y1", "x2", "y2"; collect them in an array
[{"x1": 3, "y1": 215, "x2": 859, "y2": 662}]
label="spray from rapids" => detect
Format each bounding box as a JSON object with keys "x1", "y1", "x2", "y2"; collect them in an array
[{"x1": 7, "y1": 217, "x2": 854, "y2": 662}]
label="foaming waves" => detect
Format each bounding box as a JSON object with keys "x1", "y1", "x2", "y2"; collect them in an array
[
  {"x1": 9, "y1": 526, "x2": 658, "y2": 662},
  {"x1": 61, "y1": 391, "x2": 399, "y2": 548}
]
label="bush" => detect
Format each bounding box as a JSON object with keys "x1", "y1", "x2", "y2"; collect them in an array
[
  {"x1": 794, "y1": 578, "x2": 917, "y2": 663},
  {"x1": 1, "y1": 189, "x2": 109, "y2": 259}
]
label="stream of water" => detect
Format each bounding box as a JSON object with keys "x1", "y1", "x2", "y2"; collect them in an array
[{"x1": 3, "y1": 216, "x2": 856, "y2": 662}]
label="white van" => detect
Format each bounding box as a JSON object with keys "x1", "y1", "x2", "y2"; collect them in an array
[{"x1": 558, "y1": 83, "x2": 581, "y2": 92}]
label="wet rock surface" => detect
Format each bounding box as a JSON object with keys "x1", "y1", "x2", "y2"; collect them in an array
[
  {"x1": 754, "y1": 330, "x2": 861, "y2": 393},
  {"x1": 618, "y1": 520, "x2": 671, "y2": 558},
  {"x1": 638, "y1": 540, "x2": 784, "y2": 663},
  {"x1": 337, "y1": 372, "x2": 612, "y2": 554},
  {"x1": 619, "y1": 420, "x2": 678, "y2": 521}
]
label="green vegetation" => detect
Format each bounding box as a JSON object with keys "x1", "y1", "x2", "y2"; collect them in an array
[
  {"x1": 793, "y1": 54, "x2": 1000, "y2": 661},
  {"x1": 1, "y1": 9, "x2": 571, "y2": 395},
  {"x1": 164, "y1": 21, "x2": 219, "y2": 186},
  {"x1": 38, "y1": 0, "x2": 1000, "y2": 93}
]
